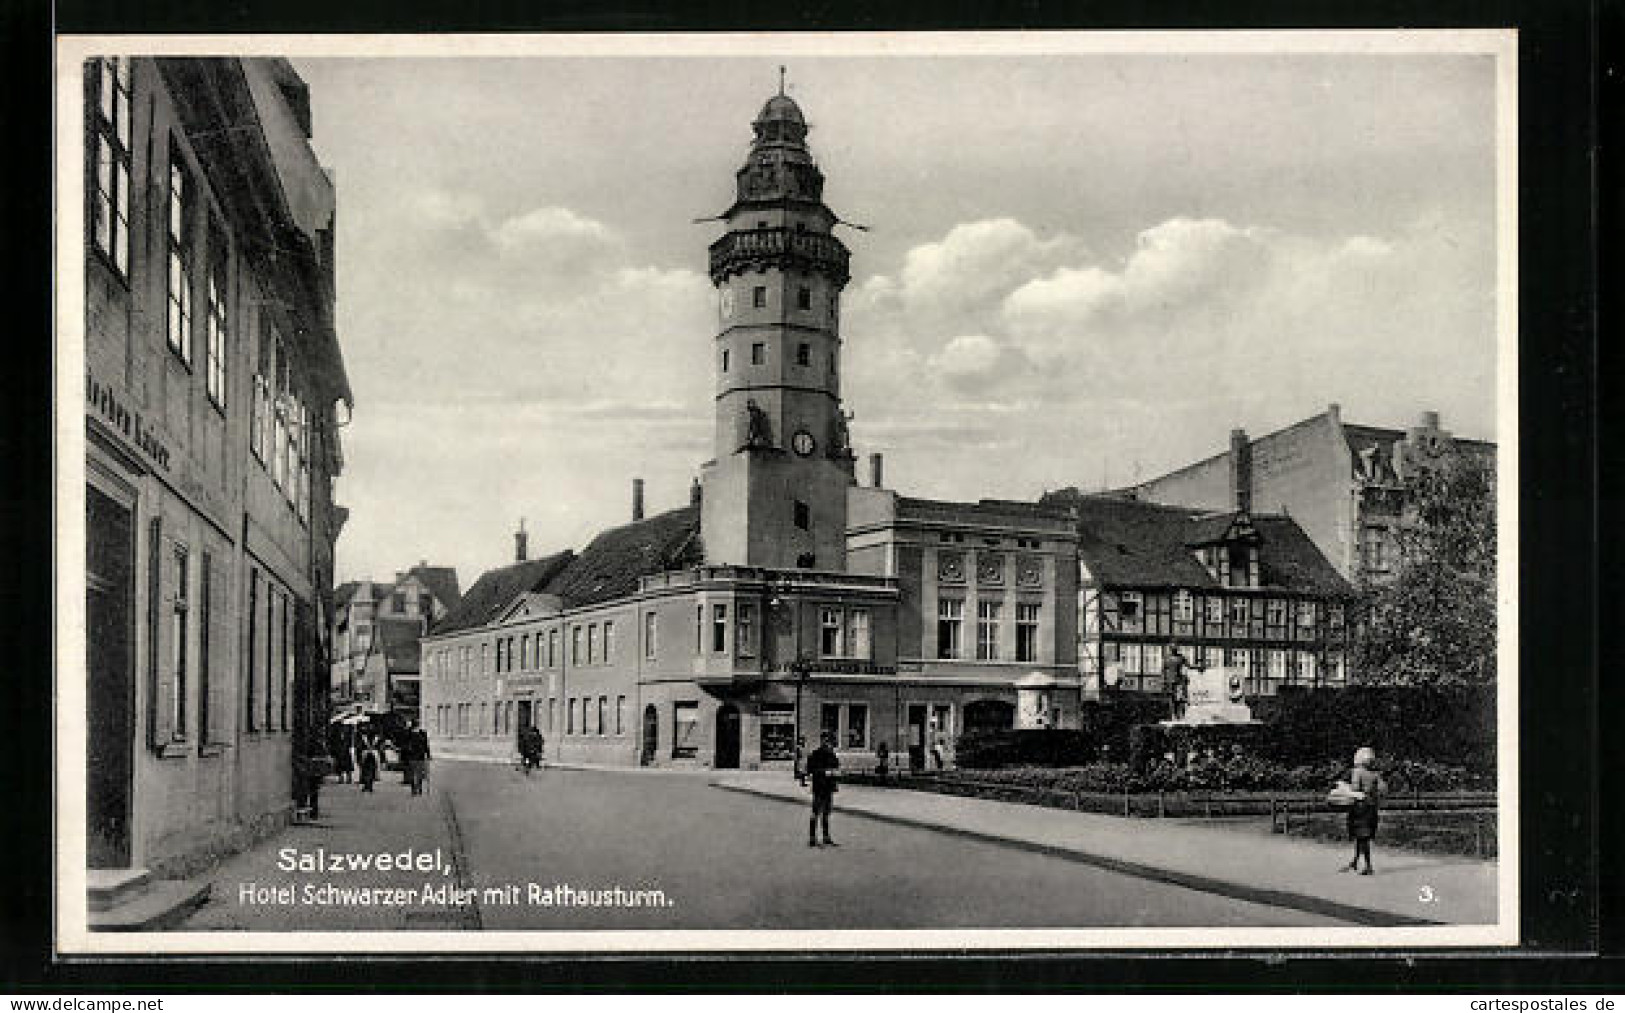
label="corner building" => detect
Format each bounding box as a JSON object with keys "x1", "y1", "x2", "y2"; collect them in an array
[{"x1": 421, "y1": 91, "x2": 1083, "y2": 770}]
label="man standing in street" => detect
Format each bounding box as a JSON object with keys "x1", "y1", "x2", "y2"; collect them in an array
[
  {"x1": 807, "y1": 730, "x2": 840, "y2": 848},
  {"x1": 403, "y1": 719, "x2": 432, "y2": 796}
]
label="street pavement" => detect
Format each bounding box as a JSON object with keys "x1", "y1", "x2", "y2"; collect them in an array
[
  {"x1": 183, "y1": 771, "x2": 478, "y2": 931},
  {"x1": 712, "y1": 772, "x2": 1500, "y2": 927},
  {"x1": 180, "y1": 760, "x2": 1496, "y2": 933}
]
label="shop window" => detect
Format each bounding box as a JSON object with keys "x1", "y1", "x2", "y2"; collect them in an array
[
  {"x1": 1205, "y1": 596, "x2": 1226, "y2": 626},
  {"x1": 820, "y1": 703, "x2": 840, "y2": 741},
  {"x1": 845, "y1": 704, "x2": 868, "y2": 749},
  {"x1": 672, "y1": 702, "x2": 699, "y2": 758}
]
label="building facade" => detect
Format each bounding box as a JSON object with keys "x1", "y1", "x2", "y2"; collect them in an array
[
  {"x1": 1129, "y1": 406, "x2": 1496, "y2": 584},
  {"x1": 330, "y1": 563, "x2": 461, "y2": 714},
  {"x1": 82, "y1": 58, "x2": 350, "y2": 877},
  {"x1": 419, "y1": 90, "x2": 1084, "y2": 771},
  {"x1": 1039, "y1": 491, "x2": 1354, "y2": 700}
]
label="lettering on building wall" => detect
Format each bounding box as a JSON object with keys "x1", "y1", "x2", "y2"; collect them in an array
[
  {"x1": 770, "y1": 660, "x2": 897, "y2": 676},
  {"x1": 87, "y1": 372, "x2": 171, "y2": 471}
]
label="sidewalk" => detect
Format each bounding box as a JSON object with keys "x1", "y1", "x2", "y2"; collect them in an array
[
  {"x1": 180, "y1": 773, "x2": 479, "y2": 931},
  {"x1": 712, "y1": 773, "x2": 1500, "y2": 927}
]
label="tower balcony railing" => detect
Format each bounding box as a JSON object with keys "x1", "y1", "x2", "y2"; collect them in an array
[{"x1": 708, "y1": 227, "x2": 850, "y2": 287}]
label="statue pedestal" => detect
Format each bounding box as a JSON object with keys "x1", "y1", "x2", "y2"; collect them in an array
[{"x1": 1166, "y1": 667, "x2": 1255, "y2": 726}]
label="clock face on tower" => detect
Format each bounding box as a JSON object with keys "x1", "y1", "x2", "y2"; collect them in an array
[{"x1": 792, "y1": 430, "x2": 816, "y2": 457}]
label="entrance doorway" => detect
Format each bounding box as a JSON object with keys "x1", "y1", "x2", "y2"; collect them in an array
[
  {"x1": 714, "y1": 703, "x2": 741, "y2": 769},
  {"x1": 640, "y1": 704, "x2": 658, "y2": 766},
  {"x1": 86, "y1": 485, "x2": 134, "y2": 869},
  {"x1": 516, "y1": 700, "x2": 533, "y2": 742}
]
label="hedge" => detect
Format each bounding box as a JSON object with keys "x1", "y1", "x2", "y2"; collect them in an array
[
  {"x1": 1249, "y1": 683, "x2": 1495, "y2": 773},
  {"x1": 956, "y1": 684, "x2": 1495, "y2": 778}
]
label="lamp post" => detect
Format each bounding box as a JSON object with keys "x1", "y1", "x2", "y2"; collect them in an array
[{"x1": 791, "y1": 654, "x2": 812, "y2": 784}]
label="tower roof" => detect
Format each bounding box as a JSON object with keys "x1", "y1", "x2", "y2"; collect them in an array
[{"x1": 755, "y1": 93, "x2": 806, "y2": 127}]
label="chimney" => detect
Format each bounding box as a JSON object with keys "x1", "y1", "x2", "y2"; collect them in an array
[
  {"x1": 632, "y1": 478, "x2": 645, "y2": 522},
  {"x1": 1419, "y1": 410, "x2": 1441, "y2": 431},
  {"x1": 514, "y1": 518, "x2": 528, "y2": 563},
  {"x1": 690, "y1": 476, "x2": 703, "y2": 508},
  {"x1": 870, "y1": 452, "x2": 885, "y2": 489},
  {"x1": 1229, "y1": 428, "x2": 1253, "y2": 514},
  {"x1": 1327, "y1": 402, "x2": 1341, "y2": 423}
]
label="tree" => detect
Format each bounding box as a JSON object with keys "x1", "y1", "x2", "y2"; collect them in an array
[{"x1": 1353, "y1": 450, "x2": 1497, "y2": 685}]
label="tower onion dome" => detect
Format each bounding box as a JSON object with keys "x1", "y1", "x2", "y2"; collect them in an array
[{"x1": 752, "y1": 94, "x2": 810, "y2": 151}]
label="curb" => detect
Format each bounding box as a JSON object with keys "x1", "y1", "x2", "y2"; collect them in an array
[{"x1": 711, "y1": 782, "x2": 1443, "y2": 928}]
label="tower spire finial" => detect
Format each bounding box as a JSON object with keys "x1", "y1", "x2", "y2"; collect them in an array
[{"x1": 778, "y1": 65, "x2": 786, "y2": 96}]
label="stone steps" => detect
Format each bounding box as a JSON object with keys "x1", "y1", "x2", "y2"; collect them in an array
[{"x1": 88, "y1": 869, "x2": 211, "y2": 931}]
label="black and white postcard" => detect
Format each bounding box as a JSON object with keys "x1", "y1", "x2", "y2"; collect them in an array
[{"x1": 55, "y1": 31, "x2": 1519, "y2": 955}]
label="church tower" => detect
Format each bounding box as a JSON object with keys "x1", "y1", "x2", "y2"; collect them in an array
[{"x1": 699, "y1": 84, "x2": 857, "y2": 569}]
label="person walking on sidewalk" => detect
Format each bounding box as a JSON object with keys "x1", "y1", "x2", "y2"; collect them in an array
[
  {"x1": 1341, "y1": 746, "x2": 1387, "y2": 875},
  {"x1": 807, "y1": 730, "x2": 841, "y2": 847},
  {"x1": 357, "y1": 726, "x2": 382, "y2": 793},
  {"x1": 519, "y1": 724, "x2": 545, "y2": 775},
  {"x1": 403, "y1": 719, "x2": 432, "y2": 796}
]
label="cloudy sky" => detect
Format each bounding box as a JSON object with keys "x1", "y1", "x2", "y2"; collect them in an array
[{"x1": 291, "y1": 43, "x2": 1503, "y2": 588}]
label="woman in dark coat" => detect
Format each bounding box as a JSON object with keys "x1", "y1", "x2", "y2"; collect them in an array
[
  {"x1": 329, "y1": 723, "x2": 355, "y2": 784},
  {"x1": 357, "y1": 726, "x2": 382, "y2": 793},
  {"x1": 1342, "y1": 746, "x2": 1387, "y2": 875}
]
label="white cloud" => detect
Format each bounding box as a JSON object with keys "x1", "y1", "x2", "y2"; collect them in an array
[{"x1": 490, "y1": 205, "x2": 620, "y2": 255}]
